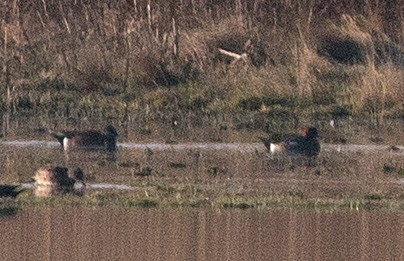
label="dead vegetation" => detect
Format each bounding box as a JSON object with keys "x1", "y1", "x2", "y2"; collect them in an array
[{"x1": 0, "y1": 1, "x2": 403, "y2": 135}]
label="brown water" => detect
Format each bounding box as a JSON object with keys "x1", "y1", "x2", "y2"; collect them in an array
[{"x1": 0, "y1": 207, "x2": 403, "y2": 261}]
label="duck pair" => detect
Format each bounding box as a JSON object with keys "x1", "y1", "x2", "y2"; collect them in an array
[
  {"x1": 50, "y1": 125, "x2": 118, "y2": 152},
  {"x1": 33, "y1": 167, "x2": 85, "y2": 197},
  {"x1": 261, "y1": 127, "x2": 321, "y2": 165}
]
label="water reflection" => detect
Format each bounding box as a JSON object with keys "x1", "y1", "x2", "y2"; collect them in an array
[{"x1": 1, "y1": 208, "x2": 403, "y2": 261}]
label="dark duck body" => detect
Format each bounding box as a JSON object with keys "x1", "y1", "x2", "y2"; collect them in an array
[
  {"x1": 50, "y1": 125, "x2": 118, "y2": 152},
  {"x1": 262, "y1": 127, "x2": 321, "y2": 164},
  {"x1": 0, "y1": 185, "x2": 24, "y2": 198}
]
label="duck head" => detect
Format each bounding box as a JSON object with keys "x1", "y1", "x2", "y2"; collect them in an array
[
  {"x1": 304, "y1": 127, "x2": 318, "y2": 139},
  {"x1": 106, "y1": 125, "x2": 118, "y2": 138},
  {"x1": 105, "y1": 125, "x2": 118, "y2": 152},
  {"x1": 73, "y1": 167, "x2": 85, "y2": 181}
]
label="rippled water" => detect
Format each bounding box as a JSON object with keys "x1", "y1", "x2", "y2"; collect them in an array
[{"x1": 1, "y1": 208, "x2": 403, "y2": 261}]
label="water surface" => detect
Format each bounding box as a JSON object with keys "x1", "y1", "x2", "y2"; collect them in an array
[
  {"x1": 1, "y1": 140, "x2": 403, "y2": 154},
  {"x1": 0, "y1": 139, "x2": 403, "y2": 199},
  {"x1": 1, "y1": 208, "x2": 403, "y2": 261}
]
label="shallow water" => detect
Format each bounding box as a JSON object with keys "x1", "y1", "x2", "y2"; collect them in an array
[
  {"x1": 0, "y1": 207, "x2": 403, "y2": 261},
  {"x1": 1, "y1": 140, "x2": 403, "y2": 154},
  {"x1": 19, "y1": 182, "x2": 135, "y2": 190},
  {"x1": 0, "y1": 139, "x2": 403, "y2": 198}
]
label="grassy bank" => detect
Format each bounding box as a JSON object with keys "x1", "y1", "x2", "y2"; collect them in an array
[
  {"x1": 0, "y1": 1, "x2": 403, "y2": 134},
  {"x1": 2, "y1": 181, "x2": 404, "y2": 213}
]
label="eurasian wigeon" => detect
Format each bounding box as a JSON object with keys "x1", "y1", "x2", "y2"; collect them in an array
[
  {"x1": 262, "y1": 127, "x2": 321, "y2": 165},
  {"x1": 33, "y1": 167, "x2": 86, "y2": 196},
  {"x1": 50, "y1": 125, "x2": 118, "y2": 152}
]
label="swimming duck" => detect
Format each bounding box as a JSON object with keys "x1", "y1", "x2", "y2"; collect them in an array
[
  {"x1": 33, "y1": 167, "x2": 85, "y2": 196},
  {"x1": 0, "y1": 185, "x2": 24, "y2": 198},
  {"x1": 261, "y1": 127, "x2": 321, "y2": 165},
  {"x1": 50, "y1": 125, "x2": 118, "y2": 152}
]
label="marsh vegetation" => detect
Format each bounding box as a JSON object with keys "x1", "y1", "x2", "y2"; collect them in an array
[
  {"x1": 0, "y1": 1, "x2": 404, "y2": 211},
  {"x1": 0, "y1": 1, "x2": 403, "y2": 142}
]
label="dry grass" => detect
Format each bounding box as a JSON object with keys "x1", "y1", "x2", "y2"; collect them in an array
[
  {"x1": 0, "y1": 1, "x2": 403, "y2": 136},
  {"x1": 350, "y1": 64, "x2": 404, "y2": 118}
]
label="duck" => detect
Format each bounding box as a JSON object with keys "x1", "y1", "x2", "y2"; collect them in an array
[
  {"x1": 50, "y1": 125, "x2": 118, "y2": 152},
  {"x1": 33, "y1": 166, "x2": 86, "y2": 196},
  {"x1": 0, "y1": 185, "x2": 24, "y2": 198},
  {"x1": 261, "y1": 127, "x2": 321, "y2": 165}
]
